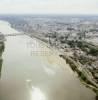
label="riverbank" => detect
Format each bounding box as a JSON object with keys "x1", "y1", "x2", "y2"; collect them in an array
[
  {"x1": 31, "y1": 34, "x2": 98, "y2": 94},
  {"x1": 25, "y1": 33, "x2": 98, "y2": 96},
  {"x1": 59, "y1": 54, "x2": 98, "y2": 92},
  {"x1": 32, "y1": 35, "x2": 98, "y2": 97}
]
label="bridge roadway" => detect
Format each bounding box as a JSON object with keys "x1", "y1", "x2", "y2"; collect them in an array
[{"x1": 4, "y1": 33, "x2": 25, "y2": 37}]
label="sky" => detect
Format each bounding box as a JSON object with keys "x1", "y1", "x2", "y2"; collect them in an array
[{"x1": 0, "y1": 0, "x2": 98, "y2": 14}]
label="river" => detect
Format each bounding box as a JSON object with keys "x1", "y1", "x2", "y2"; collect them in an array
[{"x1": 0, "y1": 20, "x2": 96, "y2": 100}]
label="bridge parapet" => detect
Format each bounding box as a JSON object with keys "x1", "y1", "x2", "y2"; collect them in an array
[{"x1": 3, "y1": 33, "x2": 25, "y2": 37}]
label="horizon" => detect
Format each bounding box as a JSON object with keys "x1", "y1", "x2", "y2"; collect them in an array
[{"x1": 0, "y1": 13, "x2": 98, "y2": 16}]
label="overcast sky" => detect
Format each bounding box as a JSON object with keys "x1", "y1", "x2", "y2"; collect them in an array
[{"x1": 0, "y1": 0, "x2": 97, "y2": 14}]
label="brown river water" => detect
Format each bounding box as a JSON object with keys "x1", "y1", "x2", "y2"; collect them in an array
[{"x1": 0, "y1": 20, "x2": 96, "y2": 100}]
